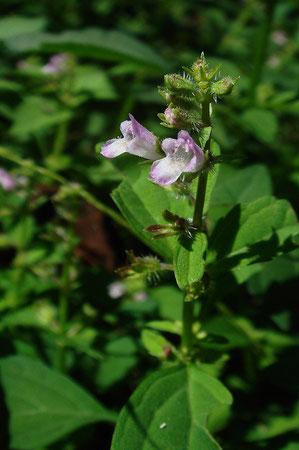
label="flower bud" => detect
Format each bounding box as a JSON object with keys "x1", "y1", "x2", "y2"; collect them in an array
[
  {"x1": 116, "y1": 251, "x2": 163, "y2": 281},
  {"x1": 163, "y1": 107, "x2": 188, "y2": 128},
  {"x1": 164, "y1": 74, "x2": 195, "y2": 96},
  {"x1": 159, "y1": 106, "x2": 202, "y2": 130},
  {"x1": 211, "y1": 77, "x2": 238, "y2": 97}
]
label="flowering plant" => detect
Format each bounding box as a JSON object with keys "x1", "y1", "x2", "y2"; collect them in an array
[{"x1": 98, "y1": 54, "x2": 299, "y2": 449}]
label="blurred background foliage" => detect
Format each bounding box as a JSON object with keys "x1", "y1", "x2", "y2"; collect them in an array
[{"x1": 0, "y1": 0, "x2": 299, "y2": 449}]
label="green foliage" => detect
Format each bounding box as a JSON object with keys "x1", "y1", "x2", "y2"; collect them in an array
[
  {"x1": 240, "y1": 109, "x2": 278, "y2": 144},
  {"x1": 0, "y1": 356, "x2": 117, "y2": 449},
  {"x1": 4, "y1": 28, "x2": 169, "y2": 72},
  {"x1": 208, "y1": 196, "x2": 298, "y2": 275},
  {"x1": 0, "y1": 1, "x2": 298, "y2": 448},
  {"x1": 111, "y1": 365, "x2": 232, "y2": 450},
  {"x1": 174, "y1": 232, "x2": 208, "y2": 291}
]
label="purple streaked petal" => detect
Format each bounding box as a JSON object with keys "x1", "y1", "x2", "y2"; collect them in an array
[
  {"x1": 101, "y1": 138, "x2": 128, "y2": 158},
  {"x1": 185, "y1": 149, "x2": 205, "y2": 172},
  {"x1": 161, "y1": 138, "x2": 177, "y2": 155},
  {"x1": 129, "y1": 114, "x2": 156, "y2": 148},
  {"x1": 120, "y1": 120, "x2": 134, "y2": 140},
  {"x1": 127, "y1": 138, "x2": 161, "y2": 160}
]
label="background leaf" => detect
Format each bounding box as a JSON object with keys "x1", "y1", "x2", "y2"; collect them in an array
[
  {"x1": 240, "y1": 109, "x2": 278, "y2": 144},
  {"x1": 0, "y1": 356, "x2": 117, "y2": 449},
  {"x1": 208, "y1": 196, "x2": 298, "y2": 274},
  {"x1": 5, "y1": 28, "x2": 170, "y2": 72}
]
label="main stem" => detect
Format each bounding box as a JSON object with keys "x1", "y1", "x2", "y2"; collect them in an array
[{"x1": 181, "y1": 101, "x2": 210, "y2": 356}]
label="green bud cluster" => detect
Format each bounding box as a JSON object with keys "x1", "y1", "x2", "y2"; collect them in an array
[
  {"x1": 158, "y1": 53, "x2": 238, "y2": 130},
  {"x1": 116, "y1": 250, "x2": 166, "y2": 282}
]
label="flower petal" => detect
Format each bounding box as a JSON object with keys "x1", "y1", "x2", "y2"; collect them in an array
[
  {"x1": 161, "y1": 138, "x2": 177, "y2": 155},
  {"x1": 127, "y1": 138, "x2": 160, "y2": 160},
  {"x1": 129, "y1": 114, "x2": 156, "y2": 148},
  {"x1": 185, "y1": 151, "x2": 205, "y2": 173},
  {"x1": 101, "y1": 138, "x2": 128, "y2": 158},
  {"x1": 120, "y1": 120, "x2": 134, "y2": 140},
  {"x1": 150, "y1": 152, "x2": 191, "y2": 186}
]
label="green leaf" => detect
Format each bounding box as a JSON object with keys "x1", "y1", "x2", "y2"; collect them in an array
[
  {"x1": 0, "y1": 79, "x2": 22, "y2": 92},
  {"x1": 0, "y1": 15, "x2": 46, "y2": 40},
  {"x1": 208, "y1": 196, "x2": 298, "y2": 274},
  {"x1": 247, "y1": 247, "x2": 299, "y2": 294},
  {"x1": 0, "y1": 301, "x2": 56, "y2": 331},
  {"x1": 174, "y1": 232, "x2": 208, "y2": 291},
  {"x1": 111, "y1": 365, "x2": 232, "y2": 450},
  {"x1": 0, "y1": 356, "x2": 117, "y2": 449},
  {"x1": 97, "y1": 356, "x2": 137, "y2": 390},
  {"x1": 146, "y1": 320, "x2": 182, "y2": 335},
  {"x1": 141, "y1": 329, "x2": 172, "y2": 358},
  {"x1": 5, "y1": 28, "x2": 169, "y2": 72},
  {"x1": 240, "y1": 108, "x2": 278, "y2": 143},
  {"x1": 246, "y1": 402, "x2": 299, "y2": 441},
  {"x1": 209, "y1": 164, "x2": 272, "y2": 223},
  {"x1": 72, "y1": 66, "x2": 117, "y2": 100},
  {"x1": 150, "y1": 285, "x2": 184, "y2": 321},
  {"x1": 10, "y1": 96, "x2": 72, "y2": 138},
  {"x1": 111, "y1": 158, "x2": 193, "y2": 261}
]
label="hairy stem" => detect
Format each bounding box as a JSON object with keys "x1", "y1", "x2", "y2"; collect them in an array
[
  {"x1": 181, "y1": 101, "x2": 211, "y2": 356},
  {"x1": 181, "y1": 301, "x2": 194, "y2": 355}
]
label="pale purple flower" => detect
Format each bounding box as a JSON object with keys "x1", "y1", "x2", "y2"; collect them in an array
[
  {"x1": 42, "y1": 53, "x2": 69, "y2": 75},
  {"x1": 0, "y1": 168, "x2": 18, "y2": 191},
  {"x1": 272, "y1": 31, "x2": 288, "y2": 46},
  {"x1": 133, "y1": 291, "x2": 148, "y2": 303},
  {"x1": 101, "y1": 114, "x2": 160, "y2": 161},
  {"x1": 150, "y1": 130, "x2": 205, "y2": 186},
  {"x1": 107, "y1": 281, "x2": 126, "y2": 299}
]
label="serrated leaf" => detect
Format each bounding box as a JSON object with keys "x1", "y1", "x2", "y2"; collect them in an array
[
  {"x1": 112, "y1": 365, "x2": 232, "y2": 450},
  {"x1": 174, "y1": 232, "x2": 208, "y2": 291},
  {"x1": 0, "y1": 356, "x2": 117, "y2": 449}
]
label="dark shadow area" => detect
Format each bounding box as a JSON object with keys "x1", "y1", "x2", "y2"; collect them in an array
[{"x1": 0, "y1": 378, "x2": 9, "y2": 449}]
